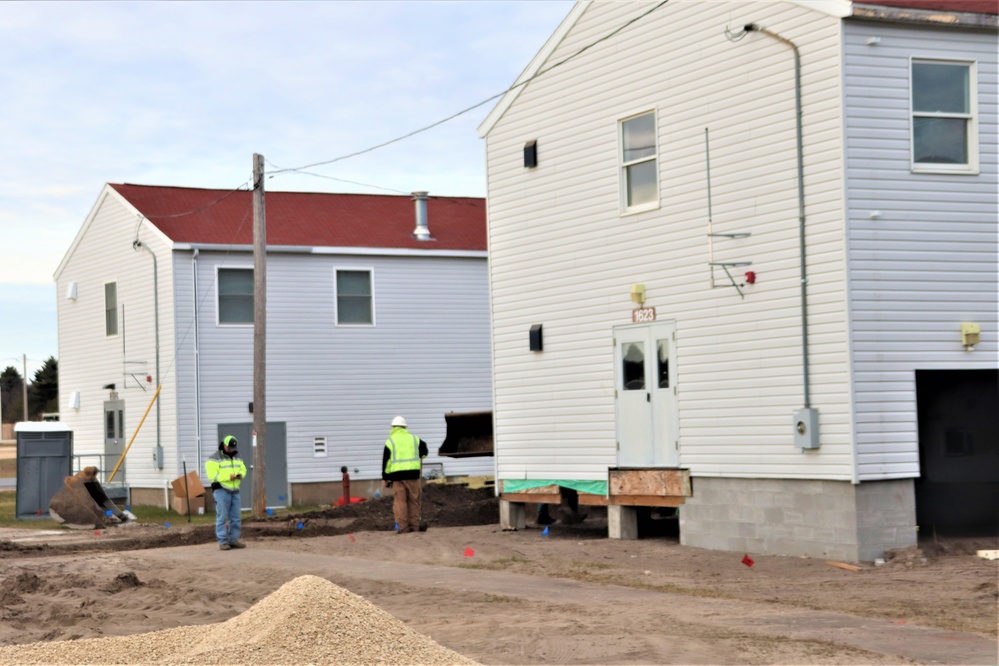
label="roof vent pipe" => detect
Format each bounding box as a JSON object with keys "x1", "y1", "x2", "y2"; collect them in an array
[{"x1": 412, "y1": 191, "x2": 432, "y2": 241}]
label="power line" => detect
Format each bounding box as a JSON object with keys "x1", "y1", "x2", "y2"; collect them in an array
[
  {"x1": 267, "y1": 1, "x2": 669, "y2": 178},
  {"x1": 264, "y1": 159, "x2": 410, "y2": 195}
]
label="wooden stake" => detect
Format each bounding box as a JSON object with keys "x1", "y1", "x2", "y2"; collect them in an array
[{"x1": 826, "y1": 560, "x2": 861, "y2": 572}]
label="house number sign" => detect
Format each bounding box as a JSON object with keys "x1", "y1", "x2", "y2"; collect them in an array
[{"x1": 632, "y1": 307, "x2": 656, "y2": 323}]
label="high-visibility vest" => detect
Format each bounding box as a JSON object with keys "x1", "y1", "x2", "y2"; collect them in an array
[
  {"x1": 206, "y1": 452, "x2": 247, "y2": 491},
  {"x1": 385, "y1": 428, "x2": 421, "y2": 474}
]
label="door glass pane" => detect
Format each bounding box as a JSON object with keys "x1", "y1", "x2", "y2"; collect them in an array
[
  {"x1": 106, "y1": 410, "x2": 115, "y2": 439},
  {"x1": 657, "y1": 339, "x2": 670, "y2": 389},
  {"x1": 118, "y1": 411, "x2": 125, "y2": 440},
  {"x1": 622, "y1": 342, "x2": 645, "y2": 390}
]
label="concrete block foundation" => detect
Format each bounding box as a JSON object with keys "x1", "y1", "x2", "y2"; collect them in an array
[{"x1": 679, "y1": 477, "x2": 917, "y2": 562}]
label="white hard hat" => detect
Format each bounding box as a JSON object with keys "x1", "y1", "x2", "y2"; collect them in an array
[{"x1": 391, "y1": 416, "x2": 408, "y2": 428}]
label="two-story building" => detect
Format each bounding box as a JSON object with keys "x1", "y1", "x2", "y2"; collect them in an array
[{"x1": 479, "y1": 0, "x2": 997, "y2": 561}]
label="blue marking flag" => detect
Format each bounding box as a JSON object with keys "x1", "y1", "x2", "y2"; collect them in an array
[
  {"x1": 542, "y1": 526, "x2": 550, "y2": 536},
  {"x1": 296, "y1": 522, "x2": 304, "y2": 530},
  {"x1": 266, "y1": 508, "x2": 274, "y2": 516},
  {"x1": 164, "y1": 522, "x2": 171, "y2": 528},
  {"x1": 278, "y1": 495, "x2": 286, "y2": 501}
]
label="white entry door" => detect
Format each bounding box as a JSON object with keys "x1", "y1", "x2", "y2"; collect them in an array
[{"x1": 614, "y1": 321, "x2": 678, "y2": 468}]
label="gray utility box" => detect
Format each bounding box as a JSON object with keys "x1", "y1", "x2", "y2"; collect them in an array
[
  {"x1": 15, "y1": 422, "x2": 73, "y2": 519},
  {"x1": 793, "y1": 408, "x2": 820, "y2": 450}
]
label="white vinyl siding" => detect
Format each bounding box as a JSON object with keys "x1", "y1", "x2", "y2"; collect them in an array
[
  {"x1": 55, "y1": 187, "x2": 179, "y2": 490},
  {"x1": 483, "y1": 1, "x2": 851, "y2": 483},
  {"x1": 842, "y1": 22, "x2": 998, "y2": 480}
]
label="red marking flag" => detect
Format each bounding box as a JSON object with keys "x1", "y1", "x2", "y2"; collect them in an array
[
  {"x1": 464, "y1": 547, "x2": 475, "y2": 557},
  {"x1": 741, "y1": 554, "x2": 755, "y2": 567},
  {"x1": 348, "y1": 534, "x2": 356, "y2": 542}
]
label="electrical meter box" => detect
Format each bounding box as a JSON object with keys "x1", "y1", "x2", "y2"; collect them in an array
[{"x1": 793, "y1": 408, "x2": 820, "y2": 449}]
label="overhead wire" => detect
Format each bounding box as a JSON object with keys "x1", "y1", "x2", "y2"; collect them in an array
[
  {"x1": 124, "y1": 1, "x2": 673, "y2": 387},
  {"x1": 267, "y1": 0, "x2": 670, "y2": 179}
]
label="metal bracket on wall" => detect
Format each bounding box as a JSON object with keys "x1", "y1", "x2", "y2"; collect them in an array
[
  {"x1": 705, "y1": 128, "x2": 752, "y2": 299},
  {"x1": 709, "y1": 261, "x2": 753, "y2": 299}
]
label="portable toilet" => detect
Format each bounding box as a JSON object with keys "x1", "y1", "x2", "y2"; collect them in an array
[{"x1": 15, "y1": 422, "x2": 73, "y2": 519}]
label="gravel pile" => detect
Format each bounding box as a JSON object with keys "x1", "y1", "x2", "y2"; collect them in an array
[{"x1": 0, "y1": 575, "x2": 479, "y2": 665}]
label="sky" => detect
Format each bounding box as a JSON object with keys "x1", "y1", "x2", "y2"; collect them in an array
[{"x1": 0, "y1": 0, "x2": 573, "y2": 381}]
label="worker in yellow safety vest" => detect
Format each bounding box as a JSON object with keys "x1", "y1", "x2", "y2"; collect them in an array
[
  {"x1": 382, "y1": 416, "x2": 428, "y2": 534},
  {"x1": 206, "y1": 435, "x2": 248, "y2": 550}
]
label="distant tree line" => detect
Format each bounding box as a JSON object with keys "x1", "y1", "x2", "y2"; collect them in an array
[{"x1": 1, "y1": 357, "x2": 58, "y2": 423}]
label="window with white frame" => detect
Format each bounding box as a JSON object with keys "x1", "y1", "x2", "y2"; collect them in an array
[
  {"x1": 336, "y1": 269, "x2": 373, "y2": 325},
  {"x1": 911, "y1": 59, "x2": 977, "y2": 172},
  {"x1": 620, "y1": 111, "x2": 659, "y2": 211},
  {"x1": 218, "y1": 268, "x2": 253, "y2": 324},
  {"x1": 104, "y1": 282, "x2": 118, "y2": 336}
]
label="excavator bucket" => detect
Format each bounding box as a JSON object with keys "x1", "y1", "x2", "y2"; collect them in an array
[
  {"x1": 439, "y1": 411, "x2": 493, "y2": 458},
  {"x1": 49, "y1": 466, "x2": 131, "y2": 529}
]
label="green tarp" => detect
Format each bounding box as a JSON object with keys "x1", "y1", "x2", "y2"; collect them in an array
[{"x1": 501, "y1": 479, "x2": 608, "y2": 496}]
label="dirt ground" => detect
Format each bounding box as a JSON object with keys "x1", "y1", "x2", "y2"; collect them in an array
[{"x1": 0, "y1": 484, "x2": 996, "y2": 665}]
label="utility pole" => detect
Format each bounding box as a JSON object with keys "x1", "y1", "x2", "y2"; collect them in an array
[
  {"x1": 252, "y1": 153, "x2": 267, "y2": 516},
  {"x1": 22, "y1": 355, "x2": 28, "y2": 422}
]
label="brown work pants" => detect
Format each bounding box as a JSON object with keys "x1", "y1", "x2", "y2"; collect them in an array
[{"x1": 391, "y1": 478, "x2": 422, "y2": 532}]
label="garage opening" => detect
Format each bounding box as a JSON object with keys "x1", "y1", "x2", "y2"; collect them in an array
[{"x1": 915, "y1": 369, "x2": 998, "y2": 537}]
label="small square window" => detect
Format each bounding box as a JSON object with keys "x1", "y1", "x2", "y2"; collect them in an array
[
  {"x1": 218, "y1": 268, "x2": 253, "y2": 325},
  {"x1": 336, "y1": 270, "x2": 373, "y2": 325}
]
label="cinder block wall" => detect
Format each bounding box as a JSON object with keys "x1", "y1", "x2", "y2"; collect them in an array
[
  {"x1": 679, "y1": 477, "x2": 917, "y2": 562},
  {"x1": 855, "y1": 479, "x2": 918, "y2": 561}
]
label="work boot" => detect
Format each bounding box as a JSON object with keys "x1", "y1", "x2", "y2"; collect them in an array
[
  {"x1": 229, "y1": 540, "x2": 247, "y2": 549},
  {"x1": 219, "y1": 542, "x2": 231, "y2": 551}
]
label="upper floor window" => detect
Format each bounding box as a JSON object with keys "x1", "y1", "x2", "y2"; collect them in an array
[
  {"x1": 336, "y1": 269, "x2": 373, "y2": 325},
  {"x1": 104, "y1": 282, "x2": 118, "y2": 336},
  {"x1": 218, "y1": 268, "x2": 253, "y2": 325},
  {"x1": 620, "y1": 111, "x2": 659, "y2": 212},
  {"x1": 911, "y1": 59, "x2": 978, "y2": 174}
]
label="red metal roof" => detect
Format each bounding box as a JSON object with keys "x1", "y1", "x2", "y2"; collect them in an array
[
  {"x1": 109, "y1": 183, "x2": 487, "y2": 252},
  {"x1": 856, "y1": 0, "x2": 998, "y2": 14}
]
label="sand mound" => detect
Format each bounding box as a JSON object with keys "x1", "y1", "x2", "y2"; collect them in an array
[{"x1": 0, "y1": 575, "x2": 478, "y2": 665}]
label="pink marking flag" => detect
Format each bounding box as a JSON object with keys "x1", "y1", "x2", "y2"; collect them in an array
[
  {"x1": 464, "y1": 547, "x2": 475, "y2": 557},
  {"x1": 348, "y1": 534, "x2": 356, "y2": 542}
]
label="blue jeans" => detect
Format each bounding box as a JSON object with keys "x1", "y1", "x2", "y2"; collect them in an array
[{"x1": 213, "y1": 488, "x2": 242, "y2": 545}]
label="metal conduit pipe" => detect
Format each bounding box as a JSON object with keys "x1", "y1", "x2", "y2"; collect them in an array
[
  {"x1": 743, "y1": 23, "x2": 812, "y2": 409},
  {"x1": 133, "y1": 238, "x2": 164, "y2": 467},
  {"x1": 192, "y1": 249, "x2": 203, "y2": 467}
]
